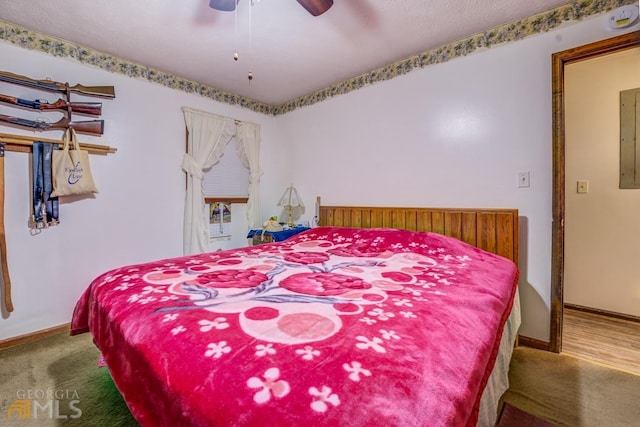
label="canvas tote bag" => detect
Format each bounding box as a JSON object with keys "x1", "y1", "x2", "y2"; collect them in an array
[{"x1": 50, "y1": 128, "x2": 99, "y2": 197}]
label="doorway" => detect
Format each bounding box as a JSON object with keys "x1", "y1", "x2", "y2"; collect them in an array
[{"x1": 550, "y1": 30, "x2": 640, "y2": 353}]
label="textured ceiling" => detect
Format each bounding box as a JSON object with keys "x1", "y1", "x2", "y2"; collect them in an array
[{"x1": 0, "y1": 0, "x2": 574, "y2": 106}]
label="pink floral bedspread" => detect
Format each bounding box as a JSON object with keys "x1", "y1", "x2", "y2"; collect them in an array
[{"x1": 71, "y1": 227, "x2": 518, "y2": 427}]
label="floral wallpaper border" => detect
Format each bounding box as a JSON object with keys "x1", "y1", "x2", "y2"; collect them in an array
[{"x1": 0, "y1": 0, "x2": 634, "y2": 116}]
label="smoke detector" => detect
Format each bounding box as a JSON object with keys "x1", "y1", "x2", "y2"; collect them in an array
[{"x1": 606, "y1": 5, "x2": 639, "y2": 30}]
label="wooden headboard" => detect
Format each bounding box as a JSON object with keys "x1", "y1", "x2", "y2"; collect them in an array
[{"x1": 318, "y1": 201, "x2": 519, "y2": 267}]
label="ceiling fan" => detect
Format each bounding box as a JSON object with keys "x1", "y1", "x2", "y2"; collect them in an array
[{"x1": 209, "y1": 0, "x2": 334, "y2": 16}]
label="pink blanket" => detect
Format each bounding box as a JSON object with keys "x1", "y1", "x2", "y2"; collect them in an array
[{"x1": 71, "y1": 227, "x2": 518, "y2": 426}]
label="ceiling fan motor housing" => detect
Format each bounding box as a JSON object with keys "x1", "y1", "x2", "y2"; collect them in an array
[{"x1": 209, "y1": 0, "x2": 334, "y2": 16}]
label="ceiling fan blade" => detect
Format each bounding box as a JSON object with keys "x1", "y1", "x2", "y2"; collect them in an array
[
  {"x1": 209, "y1": 0, "x2": 238, "y2": 12},
  {"x1": 296, "y1": 0, "x2": 333, "y2": 16}
]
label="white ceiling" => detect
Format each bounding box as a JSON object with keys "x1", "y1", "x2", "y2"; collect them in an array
[{"x1": 0, "y1": 0, "x2": 572, "y2": 106}]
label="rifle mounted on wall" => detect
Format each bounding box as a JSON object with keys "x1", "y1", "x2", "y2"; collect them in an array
[
  {"x1": 0, "y1": 71, "x2": 115, "y2": 99},
  {"x1": 0, "y1": 114, "x2": 104, "y2": 135},
  {"x1": 0, "y1": 94, "x2": 102, "y2": 116}
]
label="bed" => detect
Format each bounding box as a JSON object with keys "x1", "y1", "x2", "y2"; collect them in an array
[{"x1": 71, "y1": 205, "x2": 520, "y2": 427}]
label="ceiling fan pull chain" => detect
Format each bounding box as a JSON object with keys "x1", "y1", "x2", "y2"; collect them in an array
[
  {"x1": 233, "y1": 0, "x2": 239, "y2": 61},
  {"x1": 248, "y1": 0, "x2": 253, "y2": 82}
]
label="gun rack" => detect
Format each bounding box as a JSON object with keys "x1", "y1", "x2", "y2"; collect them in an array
[
  {"x1": 0, "y1": 132, "x2": 116, "y2": 155},
  {"x1": 0, "y1": 73, "x2": 116, "y2": 314}
]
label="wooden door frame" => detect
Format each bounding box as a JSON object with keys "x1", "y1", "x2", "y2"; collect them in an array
[{"x1": 550, "y1": 31, "x2": 640, "y2": 353}]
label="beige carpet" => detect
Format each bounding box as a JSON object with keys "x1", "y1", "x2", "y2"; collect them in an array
[
  {"x1": 2, "y1": 333, "x2": 640, "y2": 426},
  {"x1": 0, "y1": 332, "x2": 137, "y2": 427}
]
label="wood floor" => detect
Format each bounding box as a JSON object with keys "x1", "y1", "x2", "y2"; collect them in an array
[{"x1": 562, "y1": 307, "x2": 640, "y2": 376}]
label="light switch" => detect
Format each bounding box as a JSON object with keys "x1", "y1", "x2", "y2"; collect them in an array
[
  {"x1": 518, "y1": 172, "x2": 530, "y2": 188},
  {"x1": 577, "y1": 180, "x2": 589, "y2": 193}
]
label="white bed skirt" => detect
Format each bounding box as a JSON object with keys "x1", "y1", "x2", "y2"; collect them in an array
[{"x1": 476, "y1": 287, "x2": 522, "y2": 427}]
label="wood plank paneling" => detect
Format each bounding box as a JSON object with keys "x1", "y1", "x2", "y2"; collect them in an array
[
  {"x1": 461, "y1": 212, "x2": 477, "y2": 246},
  {"x1": 432, "y1": 212, "x2": 445, "y2": 235},
  {"x1": 445, "y1": 212, "x2": 462, "y2": 240},
  {"x1": 392, "y1": 209, "x2": 405, "y2": 229},
  {"x1": 477, "y1": 212, "x2": 497, "y2": 255},
  {"x1": 352, "y1": 209, "x2": 362, "y2": 228},
  {"x1": 402, "y1": 211, "x2": 414, "y2": 231},
  {"x1": 318, "y1": 205, "x2": 519, "y2": 266},
  {"x1": 497, "y1": 212, "x2": 517, "y2": 263},
  {"x1": 362, "y1": 209, "x2": 371, "y2": 228},
  {"x1": 381, "y1": 209, "x2": 390, "y2": 228},
  {"x1": 417, "y1": 211, "x2": 431, "y2": 232}
]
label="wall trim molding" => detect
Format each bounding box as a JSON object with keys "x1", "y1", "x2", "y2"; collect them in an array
[
  {"x1": 0, "y1": 323, "x2": 70, "y2": 350},
  {"x1": 518, "y1": 335, "x2": 550, "y2": 351},
  {"x1": 0, "y1": 0, "x2": 629, "y2": 116},
  {"x1": 565, "y1": 303, "x2": 640, "y2": 324}
]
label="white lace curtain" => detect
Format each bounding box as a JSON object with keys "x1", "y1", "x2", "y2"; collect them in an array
[{"x1": 181, "y1": 107, "x2": 262, "y2": 255}]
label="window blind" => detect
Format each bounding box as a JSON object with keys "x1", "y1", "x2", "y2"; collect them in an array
[{"x1": 203, "y1": 140, "x2": 249, "y2": 197}]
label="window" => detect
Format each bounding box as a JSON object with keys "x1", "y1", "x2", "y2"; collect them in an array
[{"x1": 203, "y1": 140, "x2": 249, "y2": 239}]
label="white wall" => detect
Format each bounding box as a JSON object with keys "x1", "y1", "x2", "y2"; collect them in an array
[
  {"x1": 0, "y1": 42, "x2": 290, "y2": 340},
  {"x1": 276, "y1": 16, "x2": 640, "y2": 342},
  {"x1": 565, "y1": 47, "x2": 640, "y2": 317},
  {"x1": 2, "y1": 12, "x2": 639, "y2": 344}
]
